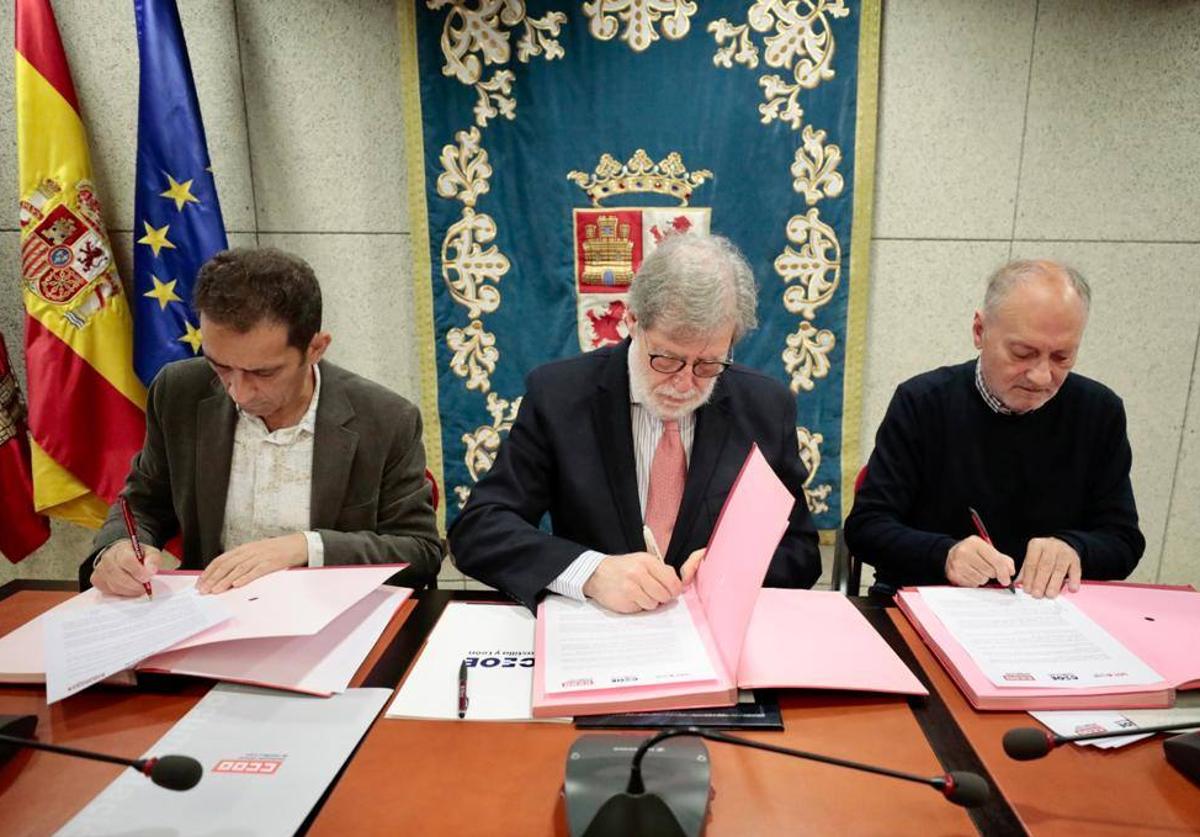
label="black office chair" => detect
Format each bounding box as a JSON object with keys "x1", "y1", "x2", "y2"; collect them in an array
[
  {"x1": 830, "y1": 465, "x2": 867, "y2": 596},
  {"x1": 830, "y1": 527, "x2": 863, "y2": 596}
]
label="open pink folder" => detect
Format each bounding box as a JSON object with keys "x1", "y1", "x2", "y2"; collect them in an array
[
  {"x1": 737, "y1": 589, "x2": 926, "y2": 695},
  {"x1": 897, "y1": 582, "x2": 1200, "y2": 710},
  {"x1": 533, "y1": 444, "x2": 792, "y2": 717},
  {"x1": 0, "y1": 565, "x2": 408, "y2": 695},
  {"x1": 138, "y1": 586, "x2": 411, "y2": 696},
  {"x1": 532, "y1": 447, "x2": 927, "y2": 717}
]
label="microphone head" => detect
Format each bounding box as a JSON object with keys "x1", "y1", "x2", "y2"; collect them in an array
[
  {"x1": 941, "y1": 771, "x2": 990, "y2": 808},
  {"x1": 148, "y1": 755, "x2": 203, "y2": 790},
  {"x1": 1003, "y1": 727, "x2": 1055, "y2": 761}
]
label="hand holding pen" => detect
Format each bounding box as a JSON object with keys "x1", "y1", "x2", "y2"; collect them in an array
[
  {"x1": 943, "y1": 507, "x2": 1016, "y2": 591},
  {"x1": 642, "y1": 525, "x2": 706, "y2": 588},
  {"x1": 968, "y1": 507, "x2": 1016, "y2": 595},
  {"x1": 118, "y1": 496, "x2": 155, "y2": 599}
]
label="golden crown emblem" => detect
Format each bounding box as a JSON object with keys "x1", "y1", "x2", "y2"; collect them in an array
[{"x1": 567, "y1": 149, "x2": 712, "y2": 207}]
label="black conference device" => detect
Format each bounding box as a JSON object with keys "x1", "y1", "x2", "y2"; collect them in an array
[
  {"x1": 0, "y1": 714, "x2": 202, "y2": 790},
  {"x1": 564, "y1": 727, "x2": 991, "y2": 836},
  {"x1": 1163, "y1": 731, "x2": 1200, "y2": 786}
]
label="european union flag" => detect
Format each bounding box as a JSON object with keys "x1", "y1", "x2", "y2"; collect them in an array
[{"x1": 132, "y1": 0, "x2": 227, "y2": 386}]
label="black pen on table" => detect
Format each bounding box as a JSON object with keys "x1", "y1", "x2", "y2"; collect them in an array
[
  {"x1": 118, "y1": 496, "x2": 154, "y2": 599},
  {"x1": 968, "y1": 506, "x2": 1015, "y2": 594},
  {"x1": 457, "y1": 659, "x2": 469, "y2": 719}
]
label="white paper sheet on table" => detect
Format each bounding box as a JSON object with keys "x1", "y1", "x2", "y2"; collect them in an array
[
  {"x1": 919, "y1": 587, "x2": 1163, "y2": 689},
  {"x1": 56, "y1": 683, "x2": 391, "y2": 837},
  {"x1": 1031, "y1": 692, "x2": 1200, "y2": 749},
  {"x1": 386, "y1": 601, "x2": 565, "y2": 721},
  {"x1": 541, "y1": 595, "x2": 718, "y2": 694},
  {"x1": 43, "y1": 585, "x2": 231, "y2": 703}
]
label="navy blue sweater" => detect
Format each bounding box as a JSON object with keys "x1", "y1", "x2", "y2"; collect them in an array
[{"x1": 845, "y1": 361, "x2": 1144, "y2": 589}]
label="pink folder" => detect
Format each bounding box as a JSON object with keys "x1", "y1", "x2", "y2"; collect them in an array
[
  {"x1": 737, "y1": 589, "x2": 926, "y2": 695},
  {"x1": 897, "y1": 582, "x2": 1200, "y2": 710},
  {"x1": 163, "y1": 564, "x2": 406, "y2": 649},
  {"x1": 0, "y1": 565, "x2": 408, "y2": 695},
  {"x1": 138, "y1": 586, "x2": 411, "y2": 695},
  {"x1": 535, "y1": 445, "x2": 923, "y2": 717},
  {"x1": 533, "y1": 585, "x2": 738, "y2": 716},
  {"x1": 534, "y1": 444, "x2": 790, "y2": 716}
]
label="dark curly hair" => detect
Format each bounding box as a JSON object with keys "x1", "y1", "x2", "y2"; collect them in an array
[{"x1": 193, "y1": 247, "x2": 322, "y2": 352}]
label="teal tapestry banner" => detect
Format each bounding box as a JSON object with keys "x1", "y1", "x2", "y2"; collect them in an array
[{"x1": 401, "y1": 1, "x2": 880, "y2": 534}]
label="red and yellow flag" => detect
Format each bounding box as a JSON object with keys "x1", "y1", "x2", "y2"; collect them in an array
[
  {"x1": 0, "y1": 329, "x2": 49, "y2": 562},
  {"x1": 16, "y1": 0, "x2": 146, "y2": 527}
]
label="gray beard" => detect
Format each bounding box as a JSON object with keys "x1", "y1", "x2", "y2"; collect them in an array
[{"x1": 627, "y1": 337, "x2": 715, "y2": 421}]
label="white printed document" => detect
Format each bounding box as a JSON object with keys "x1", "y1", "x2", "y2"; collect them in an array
[
  {"x1": 387, "y1": 601, "x2": 558, "y2": 721},
  {"x1": 1032, "y1": 693, "x2": 1200, "y2": 749},
  {"x1": 57, "y1": 683, "x2": 390, "y2": 837},
  {"x1": 541, "y1": 595, "x2": 718, "y2": 694},
  {"x1": 920, "y1": 587, "x2": 1163, "y2": 689},
  {"x1": 43, "y1": 586, "x2": 231, "y2": 704}
]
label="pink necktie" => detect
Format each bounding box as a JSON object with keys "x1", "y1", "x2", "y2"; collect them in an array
[{"x1": 645, "y1": 420, "x2": 687, "y2": 555}]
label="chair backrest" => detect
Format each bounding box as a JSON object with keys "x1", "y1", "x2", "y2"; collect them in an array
[
  {"x1": 424, "y1": 468, "x2": 442, "y2": 590},
  {"x1": 424, "y1": 468, "x2": 440, "y2": 511},
  {"x1": 831, "y1": 464, "x2": 868, "y2": 596}
]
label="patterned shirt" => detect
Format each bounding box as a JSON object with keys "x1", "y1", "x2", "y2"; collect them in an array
[
  {"x1": 220, "y1": 365, "x2": 324, "y2": 565},
  {"x1": 974, "y1": 356, "x2": 1015, "y2": 415}
]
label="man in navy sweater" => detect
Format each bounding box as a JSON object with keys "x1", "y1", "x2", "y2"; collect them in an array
[{"x1": 845, "y1": 259, "x2": 1143, "y2": 598}]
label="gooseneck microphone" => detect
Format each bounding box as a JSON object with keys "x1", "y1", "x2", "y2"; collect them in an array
[
  {"x1": 629, "y1": 728, "x2": 990, "y2": 807},
  {"x1": 568, "y1": 726, "x2": 991, "y2": 836},
  {"x1": 1004, "y1": 721, "x2": 1200, "y2": 761},
  {"x1": 0, "y1": 718, "x2": 202, "y2": 791}
]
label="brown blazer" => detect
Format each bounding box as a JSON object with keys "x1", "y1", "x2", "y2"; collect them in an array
[{"x1": 84, "y1": 358, "x2": 441, "y2": 589}]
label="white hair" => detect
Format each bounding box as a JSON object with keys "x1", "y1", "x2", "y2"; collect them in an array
[
  {"x1": 983, "y1": 259, "x2": 1091, "y2": 317},
  {"x1": 627, "y1": 232, "x2": 758, "y2": 343}
]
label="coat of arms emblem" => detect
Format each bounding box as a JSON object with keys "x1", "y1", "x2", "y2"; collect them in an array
[
  {"x1": 568, "y1": 150, "x2": 712, "y2": 351},
  {"x1": 19, "y1": 178, "x2": 121, "y2": 327}
]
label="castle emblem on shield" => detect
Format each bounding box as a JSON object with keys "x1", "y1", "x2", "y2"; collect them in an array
[{"x1": 568, "y1": 150, "x2": 712, "y2": 351}]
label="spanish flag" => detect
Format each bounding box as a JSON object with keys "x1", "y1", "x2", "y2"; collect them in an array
[{"x1": 16, "y1": 0, "x2": 146, "y2": 528}]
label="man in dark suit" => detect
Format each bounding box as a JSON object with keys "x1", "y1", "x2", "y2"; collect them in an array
[
  {"x1": 450, "y1": 233, "x2": 821, "y2": 613},
  {"x1": 86, "y1": 248, "x2": 441, "y2": 595}
]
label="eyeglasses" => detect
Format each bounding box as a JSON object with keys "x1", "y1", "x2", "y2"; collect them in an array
[{"x1": 647, "y1": 352, "x2": 732, "y2": 379}]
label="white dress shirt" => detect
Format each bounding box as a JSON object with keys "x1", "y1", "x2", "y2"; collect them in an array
[{"x1": 547, "y1": 388, "x2": 696, "y2": 601}]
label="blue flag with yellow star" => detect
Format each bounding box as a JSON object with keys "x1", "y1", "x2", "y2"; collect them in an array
[{"x1": 132, "y1": 0, "x2": 226, "y2": 385}]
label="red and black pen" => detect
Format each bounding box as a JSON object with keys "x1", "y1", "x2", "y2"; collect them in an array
[
  {"x1": 968, "y1": 506, "x2": 1015, "y2": 594},
  {"x1": 118, "y1": 496, "x2": 154, "y2": 599}
]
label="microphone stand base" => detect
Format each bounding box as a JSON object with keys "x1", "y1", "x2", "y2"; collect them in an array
[
  {"x1": 1164, "y1": 731, "x2": 1200, "y2": 786},
  {"x1": 564, "y1": 734, "x2": 711, "y2": 837}
]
